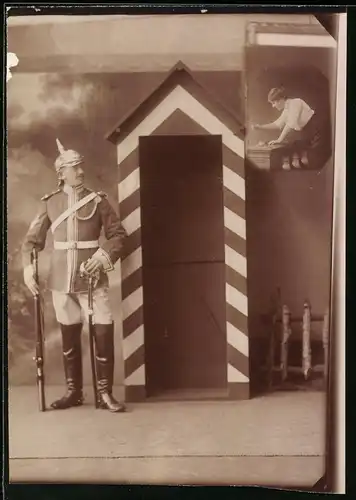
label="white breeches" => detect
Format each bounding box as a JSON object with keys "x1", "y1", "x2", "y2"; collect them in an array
[{"x1": 52, "y1": 287, "x2": 113, "y2": 325}]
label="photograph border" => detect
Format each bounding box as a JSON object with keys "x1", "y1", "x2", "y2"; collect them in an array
[{"x1": 3, "y1": 4, "x2": 346, "y2": 496}]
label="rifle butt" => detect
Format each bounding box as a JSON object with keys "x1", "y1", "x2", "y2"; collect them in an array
[{"x1": 38, "y1": 378, "x2": 46, "y2": 412}]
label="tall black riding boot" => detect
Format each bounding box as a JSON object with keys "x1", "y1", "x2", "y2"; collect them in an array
[
  {"x1": 94, "y1": 323, "x2": 126, "y2": 413},
  {"x1": 51, "y1": 323, "x2": 84, "y2": 410}
]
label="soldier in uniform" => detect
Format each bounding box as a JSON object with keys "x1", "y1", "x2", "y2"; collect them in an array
[{"x1": 22, "y1": 139, "x2": 128, "y2": 413}]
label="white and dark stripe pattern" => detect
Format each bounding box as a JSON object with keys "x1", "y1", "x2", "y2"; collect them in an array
[
  {"x1": 222, "y1": 145, "x2": 249, "y2": 387},
  {"x1": 118, "y1": 83, "x2": 248, "y2": 400}
]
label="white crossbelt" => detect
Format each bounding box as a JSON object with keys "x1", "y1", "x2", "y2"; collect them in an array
[
  {"x1": 54, "y1": 240, "x2": 99, "y2": 250},
  {"x1": 50, "y1": 192, "x2": 98, "y2": 233}
]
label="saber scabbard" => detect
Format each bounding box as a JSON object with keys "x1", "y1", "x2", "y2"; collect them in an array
[{"x1": 88, "y1": 275, "x2": 99, "y2": 408}]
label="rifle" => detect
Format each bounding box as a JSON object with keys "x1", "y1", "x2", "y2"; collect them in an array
[
  {"x1": 32, "y1": 248, "x2": 46, "y2": 412},
  {"x1": 88, "y1": 274, "x2": 99, "y2": 409}
]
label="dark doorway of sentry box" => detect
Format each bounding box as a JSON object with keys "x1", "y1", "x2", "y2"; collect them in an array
[{"x1": 139, "y1": 134, "x2": 228, "y2": 399}]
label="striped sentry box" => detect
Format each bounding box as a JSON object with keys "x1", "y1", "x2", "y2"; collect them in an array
[{"x1": 107, "y1": 63, "x2": 248, "y2": 401}]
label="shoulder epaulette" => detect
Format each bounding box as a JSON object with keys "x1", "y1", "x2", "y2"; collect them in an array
[{"x1": 41, "y1": 188, "x2": 61, "y2": 201}]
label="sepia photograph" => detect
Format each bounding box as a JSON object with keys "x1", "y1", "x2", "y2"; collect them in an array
[{"x1": 6, "y1": 9, "x2": 345, "y2": 491}]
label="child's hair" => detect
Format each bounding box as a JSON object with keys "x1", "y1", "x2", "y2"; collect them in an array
[{"x1": 268, "y1": 86, "x2": 288, "y2": 103}]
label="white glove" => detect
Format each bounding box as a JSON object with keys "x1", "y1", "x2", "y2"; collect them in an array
[
  {"x1": 80, "y1": 260, "x2": 101, "y2": 288},
  {"x1": 23, "y1": 265, "x2": 39, "y2": 296}
]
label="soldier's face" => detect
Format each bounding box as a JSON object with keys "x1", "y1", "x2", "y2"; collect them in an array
[{"x1": 60, "y1": 164, "x2": 85, "y2": 187}]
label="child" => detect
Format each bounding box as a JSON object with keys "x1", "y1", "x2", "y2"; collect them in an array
[{"x1": 252, "y1": 87, "x2": 319, "y2": 170}]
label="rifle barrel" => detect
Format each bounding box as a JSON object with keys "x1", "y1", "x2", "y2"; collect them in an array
[{"x1": 33, "y1": 249, "x2": 46, "y2": 412}]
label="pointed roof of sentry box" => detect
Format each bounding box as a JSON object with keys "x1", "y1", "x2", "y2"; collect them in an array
[{"x1": 105, "y1": 60, "x2": 245, "y2": 145}]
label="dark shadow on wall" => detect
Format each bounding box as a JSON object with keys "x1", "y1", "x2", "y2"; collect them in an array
[{"x1": 245, "y1": 158, "x2": 334, "y2": 393}]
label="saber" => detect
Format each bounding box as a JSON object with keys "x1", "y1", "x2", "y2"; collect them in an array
[
  {"x1": 88, "y1": 274, "x2": 99, "y2": 408},
  {"x1": 80, "y1": 263, "x2": 100, "y2": 409},
  {"x1": 32, "y1": 248, "x2": 46, "y2": 412}
]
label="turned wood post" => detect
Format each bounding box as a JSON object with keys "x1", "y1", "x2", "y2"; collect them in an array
[
  {"x1": 302, "y1": 300, "x2": 312, "y2": 380},
  {"x1": 322, "y1": 308, "x2": 330, "y2": 380},
  {"x1": 281, "y1": 304, "x2": 292, "y2": 382}
]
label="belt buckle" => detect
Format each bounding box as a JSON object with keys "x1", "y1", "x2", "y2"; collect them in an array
[{"x1": 69, "y1": 241, "x2": 78, "y2": 250}]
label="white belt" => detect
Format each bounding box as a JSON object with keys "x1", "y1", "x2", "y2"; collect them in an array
[{"x1": 54, "y1": 240, "x2": 99, "y2": 250}]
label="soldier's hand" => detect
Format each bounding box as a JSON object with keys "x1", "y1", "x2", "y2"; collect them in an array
[
  {"x1": 84, "y1": 257, "x2": 103, "y2": 275},
  {"x1": 23, "y1": 265, "x2": 39, "y2": 296}
]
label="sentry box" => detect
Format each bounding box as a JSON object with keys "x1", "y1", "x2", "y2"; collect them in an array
[{"x1": 106, "y1": 62, "x2": 248, "y2": 402}]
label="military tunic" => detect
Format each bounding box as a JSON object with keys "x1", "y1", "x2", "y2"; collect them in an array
[{"x1": 22, "y1": 184, "x2": 127, "y2": 294}]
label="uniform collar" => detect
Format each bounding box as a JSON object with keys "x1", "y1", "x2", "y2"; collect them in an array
[{"x1": 63, "y1": 183, "x2": 85, "y2": 196}]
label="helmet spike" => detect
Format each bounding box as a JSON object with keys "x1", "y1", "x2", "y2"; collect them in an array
[
  {"x1": 56, "y1": 138, "x2": 65, "y2": 155},
  {"x1": 54, "y1": 138, "x2": 84, "y2": 172}
]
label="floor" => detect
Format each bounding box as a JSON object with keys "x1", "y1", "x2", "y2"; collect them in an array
[{"x1": 8, "y1": 386, "x2": 327, "y2": 488}]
